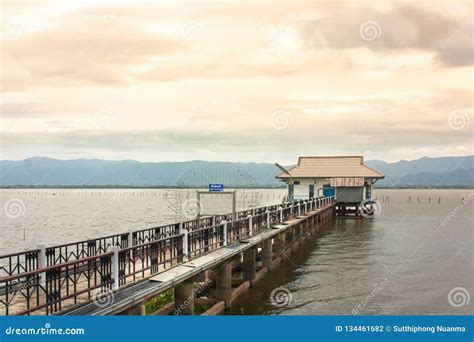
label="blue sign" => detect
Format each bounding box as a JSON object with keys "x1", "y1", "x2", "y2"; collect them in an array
[{"x1": 208, "y1": 183, "x2": 224, "y2": 192}]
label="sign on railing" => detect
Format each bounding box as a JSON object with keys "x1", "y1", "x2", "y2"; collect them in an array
[{"x1": 208, "y1": 183, "x2": 224, "y2": 192}]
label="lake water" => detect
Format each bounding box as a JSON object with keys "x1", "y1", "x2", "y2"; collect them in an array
[
  {"x1": 0, "y1": 189, "x2": 472, "y2": 315},
  {"x1": 229, "y1": 189, "x2": 474, "y2": 315},
  {"x1": 0, "y1": 188, "x2": 286, "y2": 254}
]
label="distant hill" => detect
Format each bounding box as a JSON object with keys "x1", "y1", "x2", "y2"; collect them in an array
[
  {"x1": 0, "y1": 156, "x2": 472, "y2": 188},
  {"x1": 365, "y1": 156, "x2": 474, "y2": 187},
  {"x1": 0, "y1": 157, "x2": 284, "y2": 187}
]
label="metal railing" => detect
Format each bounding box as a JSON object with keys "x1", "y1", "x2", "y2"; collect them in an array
[
  {"x1": 0, "y1": 253, "x2": 113, "y2": 316},
  {"x1": 0, "y1": 195, "x2": 335, "y2": 315},
  {"x1": 118, "y1": 235, "x2": 184, "y2": 286}
]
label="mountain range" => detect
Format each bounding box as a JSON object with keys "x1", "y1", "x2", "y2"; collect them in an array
[{"x1": 0, "y1": 156, "x2": 472, "y2": 188}]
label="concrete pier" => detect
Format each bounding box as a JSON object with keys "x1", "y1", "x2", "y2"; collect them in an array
[{"x1": 57, "y1": 198, "x2": 335, "y2": 317}]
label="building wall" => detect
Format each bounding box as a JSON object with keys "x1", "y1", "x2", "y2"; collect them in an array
[
  {"x1": 286, "y1": 177, "x2": 369, "y2": 202},
  {"x1": 290, "y1": 178, "x2": 331, "y2": 200}
]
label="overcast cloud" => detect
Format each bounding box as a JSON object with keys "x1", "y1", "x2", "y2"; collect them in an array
[{"x1": 0, "y1": 0, "x2": 472, "y2": 164}]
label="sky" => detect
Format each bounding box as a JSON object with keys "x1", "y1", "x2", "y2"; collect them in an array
[{"x1": 0, "y1": 0, "x2": 472, "y2": 164}]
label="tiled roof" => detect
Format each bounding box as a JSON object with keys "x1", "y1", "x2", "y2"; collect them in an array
[{"x1": 276, "y1": 156, "x2": 384, "y2": 179}]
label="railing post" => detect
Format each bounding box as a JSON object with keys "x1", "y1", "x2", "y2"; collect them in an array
[
  {"x1": 223, "y1": 220, "x2": 228, "y2": 246},
  {"x1": 304, "y1": 201, "x2": 308, "y2": 213},
  {"x1": 279, "y1": 206, "x2": 283, "y2": 223},
  {"x1": 183, "y1": 229, "x2": 189, "y2": 262},
  {"x1": 37, "y1": 244, "x2": 46, "y2": 286},
  {"x1": 109, "y1": 245, "x2": 120, "y2": 290},
  {"x1": 298, "y1": 202, "x2": 301, "y2": 216},
  {"x1": 247, "y1": 215, "x2": 253, "y2": 237},
  {"x1": 266, "y1": 210, "x2": 270, "y2": 228},
  {"x1": 128, "y1": 231, "x2": 133, "y2": 248},
  {"x1": 179, "y1": 222, "x2": 189, "y2": 262}
]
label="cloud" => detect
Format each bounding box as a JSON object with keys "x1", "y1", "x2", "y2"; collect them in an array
[
  {"x1": 0, "y1": 1, "x2": 471, "y2": 163},
  {"x1": 1, "y1": 89, "x2": 471, "y2": 162},
  {"x1": 298, "y1": 2, "x2": 473, "y2": 66},
  {"x1": 1, "y1": 10, "x2": 185, "y2": 91},
  {"x1": 1, "y1": 1, "x2": 472, "y2": 93}
]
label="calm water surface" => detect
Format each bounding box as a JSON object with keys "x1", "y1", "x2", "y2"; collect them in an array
[{"x1": 0, "y1": 189, "x2": 472, "y2": 315}]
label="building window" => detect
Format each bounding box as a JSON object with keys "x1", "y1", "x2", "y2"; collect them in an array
[{"x1": 293, "y1": 180, "x2": 300, "y2": 185}]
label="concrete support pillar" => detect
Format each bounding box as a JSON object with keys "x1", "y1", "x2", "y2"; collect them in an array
[
  {"x1": 193, "y1": 271, "x2": 207, "y2": 283},
  {"x1": 121, "y1": 302, "x2": 145, "y2": 315},
  {"x1": 243, "y1": 248, "x2": 256, "y2": 282},
  {"x1": 261, "y1": 238, "x2": 273, "y2": 268},
  {"x1": 285, "y1": 228, "x2": 294, "y2": 244},
  {"x1": 215, "y1": 262, "x2": 233, "y2": 307},
  {"x1": 274, "y1": 233, "x2": 286, "y2": 256},
  {"x1": 174, "y1": 279, "x2": 195, "y2": 315}
]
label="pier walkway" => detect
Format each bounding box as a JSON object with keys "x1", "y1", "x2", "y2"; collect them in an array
[{"x1": 0, "y1": 196, "x2": 335, "y2": 316}]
